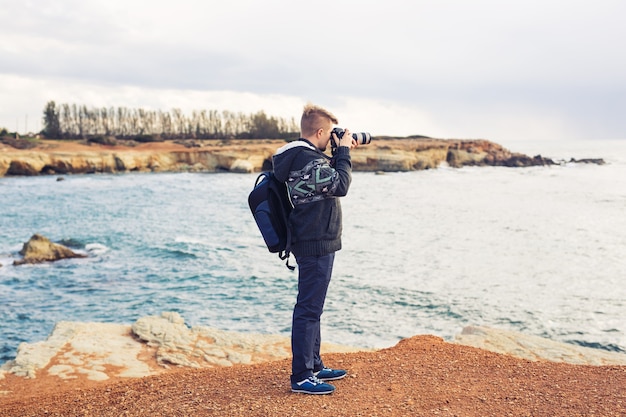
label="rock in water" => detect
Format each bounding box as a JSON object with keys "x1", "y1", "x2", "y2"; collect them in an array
[{"x1": 13, "y1": 234, "x2": 87, "y2": 265}]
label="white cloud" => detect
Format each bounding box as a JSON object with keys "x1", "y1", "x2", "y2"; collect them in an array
[
  {"x1": 1, "y1": 0, "x2": 625, "y2": 141},
  {"x1": 0, "y1": 73, "x2": 617, "y2": 142},
  {"x1": 328, "y1": 98, "x2": 445, "y2": 137}
]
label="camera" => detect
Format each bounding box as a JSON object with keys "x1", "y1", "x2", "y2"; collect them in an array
[{"x1": 330, "y1": 127, "x2": 372, "y2": 153}]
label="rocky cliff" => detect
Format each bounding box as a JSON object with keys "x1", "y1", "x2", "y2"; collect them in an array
[{"x1": 0, "y1": 138, "x2": 562, "y2": 177}]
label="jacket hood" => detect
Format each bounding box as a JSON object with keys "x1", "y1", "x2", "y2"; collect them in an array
[{"x1": 272, "y1": 140, "x2": 318, "y2": 182}]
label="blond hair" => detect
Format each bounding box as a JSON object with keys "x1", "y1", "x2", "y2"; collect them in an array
[{"x1": 300, "y1": 103, "x2": 338, "y2": 137}]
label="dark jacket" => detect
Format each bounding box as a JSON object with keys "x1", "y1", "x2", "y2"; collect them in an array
[{"x1": 272, "y1": 139, "x2": 352, "y2": 257}]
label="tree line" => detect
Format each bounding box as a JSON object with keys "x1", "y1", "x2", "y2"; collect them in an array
[{"x1": 41, "y1": 101, "x2": 300, "y2": 140}]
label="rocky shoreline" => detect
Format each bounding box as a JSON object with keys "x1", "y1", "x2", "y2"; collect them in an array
[
  {"x1": 1, "y1": 312, "x2": 625, "y2": 416},
  {"x1": 6, "y1": 235, "x2": 625, "y2": 371},
  {"x1": 2, "y1": 312, "x2": 625, "y2": 385},
  {"x1": 0, "y1": 137, "x2": 594, "y2": 177}
]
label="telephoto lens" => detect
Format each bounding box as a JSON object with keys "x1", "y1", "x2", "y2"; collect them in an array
[
  {"x1": 352, "y1": 131, "x2": 371, "y2": 145},
  {"x1": 331, "y1": 128, "x2": 372, "y2": 145}
]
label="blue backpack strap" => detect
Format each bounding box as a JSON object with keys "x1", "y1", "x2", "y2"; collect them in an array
[
  {"x1": 272, "y1": 173, "x2": 295, "y2": 271},
  {"x1": 280, "y1": 226, "x2": 295, "y2": 271}
]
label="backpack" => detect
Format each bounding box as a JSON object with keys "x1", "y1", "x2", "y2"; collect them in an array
[{"x1": 248, "y1": 171, "x2": 295, "y2": 270}]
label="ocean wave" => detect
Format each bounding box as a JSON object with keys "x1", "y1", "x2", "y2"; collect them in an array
[
  {"x1": 158, "y1": 249, "x2": 199, "y2": 260},
  {"x1": 148, "y1": 245, "x2": 199, "y2": 260},
  {"x1": 174, "y1": 236, "x2": 213, "y2": 246},
  {"x1": 57, "y1": 237, "x2": 86, "y2": 249},
  {"x1": 85, "y1": 243, "x2": 110, "y2": 256},
  {"x1": 567, "y1": 339, "x2": 626, "y2": 354}
]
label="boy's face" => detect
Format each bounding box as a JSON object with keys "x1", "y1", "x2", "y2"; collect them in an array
[{"x1": 317, "y1": 120, "x2": 334, "y2": 151}]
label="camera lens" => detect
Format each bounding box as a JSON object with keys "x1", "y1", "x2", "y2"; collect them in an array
[
  {"x1": 352, "y1": 132, "x2": 371, "y2": 145},
  {"x1": 331, "y1": 128, "x2": 372, "y2": 147}
]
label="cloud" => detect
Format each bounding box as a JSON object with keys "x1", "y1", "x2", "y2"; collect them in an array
[{"x1": 1, "y1": 0, "x2": 625, "y2": 140}]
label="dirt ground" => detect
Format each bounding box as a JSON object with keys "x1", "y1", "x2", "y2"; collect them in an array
[
  {"x1": 0, "y1": 137, "x2": 456, "y2": 156},
  {"x1": 1, "y1": 335, "x2": 625, "y2": 417},
  {"x1": 0, "y1": 138, "x2": 285, "y2": 154}
]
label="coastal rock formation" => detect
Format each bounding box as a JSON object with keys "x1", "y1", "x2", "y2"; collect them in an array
[
  {"x1": 13, "y1": 234, "x2": 86, "y2": 266},
  {"x1": 455, "y1": 325, "x2": 626, "y2": 365},
  {"x1": 444, "y1": 140, "x2": 556, "y2": 168},
  {"x1": 0, "y1": 321, "x2": 150, "y2": 380},
  {"x1": 131, "y1": 312, "x2": 360, "y2": 369},
  {"x1": 0, "y1": 140, "x2": 277, "y2": 177},
  {"x1": 0, "y1": 138, "x2": 582, "y2": 177},
  {"x1": 2, "y1": 312, "x2": 625, "y2": 384},
  {"x1": 0, "y1": 312, "x2": 361, "y2": 381}
]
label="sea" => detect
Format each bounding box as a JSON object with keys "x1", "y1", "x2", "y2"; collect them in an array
[{"x1": 1, "y1": 139, "x2": 625, "y2": 364}]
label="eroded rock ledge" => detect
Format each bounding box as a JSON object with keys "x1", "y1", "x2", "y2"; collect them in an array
[
  {"x1": 0, "y1": 138, "x2": 585, "y2": 177},
  {"x1": 1, "y1": 312, "x2": 624, "y2": 384},
  {"x1": 0, "y1": 312, "x2": 362, "y2": 381}
]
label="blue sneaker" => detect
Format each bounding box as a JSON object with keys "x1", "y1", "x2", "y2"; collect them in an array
[
  {"x1": 314, "y1": 367, "x2": 347, "y2": 381},
  {"x1": 291, "y1": 375, "x2": 335, "y2": 395}
]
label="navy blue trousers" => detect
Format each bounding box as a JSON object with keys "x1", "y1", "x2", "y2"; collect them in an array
[{"x1": 291, "y1": 252, "x2": 335, "y2": 383}]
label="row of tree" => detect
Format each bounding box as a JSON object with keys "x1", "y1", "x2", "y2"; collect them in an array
[{"x1": 41, "y1": 101, "x2": 300, "y2": 140}]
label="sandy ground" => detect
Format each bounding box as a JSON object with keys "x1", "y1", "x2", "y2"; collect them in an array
[{"x1": 1, "y1": 335, "x2": 625, "y2": 416}]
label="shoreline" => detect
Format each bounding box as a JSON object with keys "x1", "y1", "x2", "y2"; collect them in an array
[
  {"x1": 1, "y1": 314, "x2": 625, "y2": 416},
  {"x1": 3, "y1": 313, "x2": 626, "y2": 375},
  {"x1": 2, "y1": 312, "x2": 625, "y2": 414},
  {"x1": 0, "y1": 137, "x2": 564, "y2": 177}
]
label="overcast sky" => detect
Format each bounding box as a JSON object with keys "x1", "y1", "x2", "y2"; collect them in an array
[{"x1": 1, "y1": 0, "x2": 625, "y2": 145}]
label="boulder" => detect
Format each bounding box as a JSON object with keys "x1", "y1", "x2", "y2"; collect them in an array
[{"x1": 13, "y1": 234, "x2": 87, "y2": 265}]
